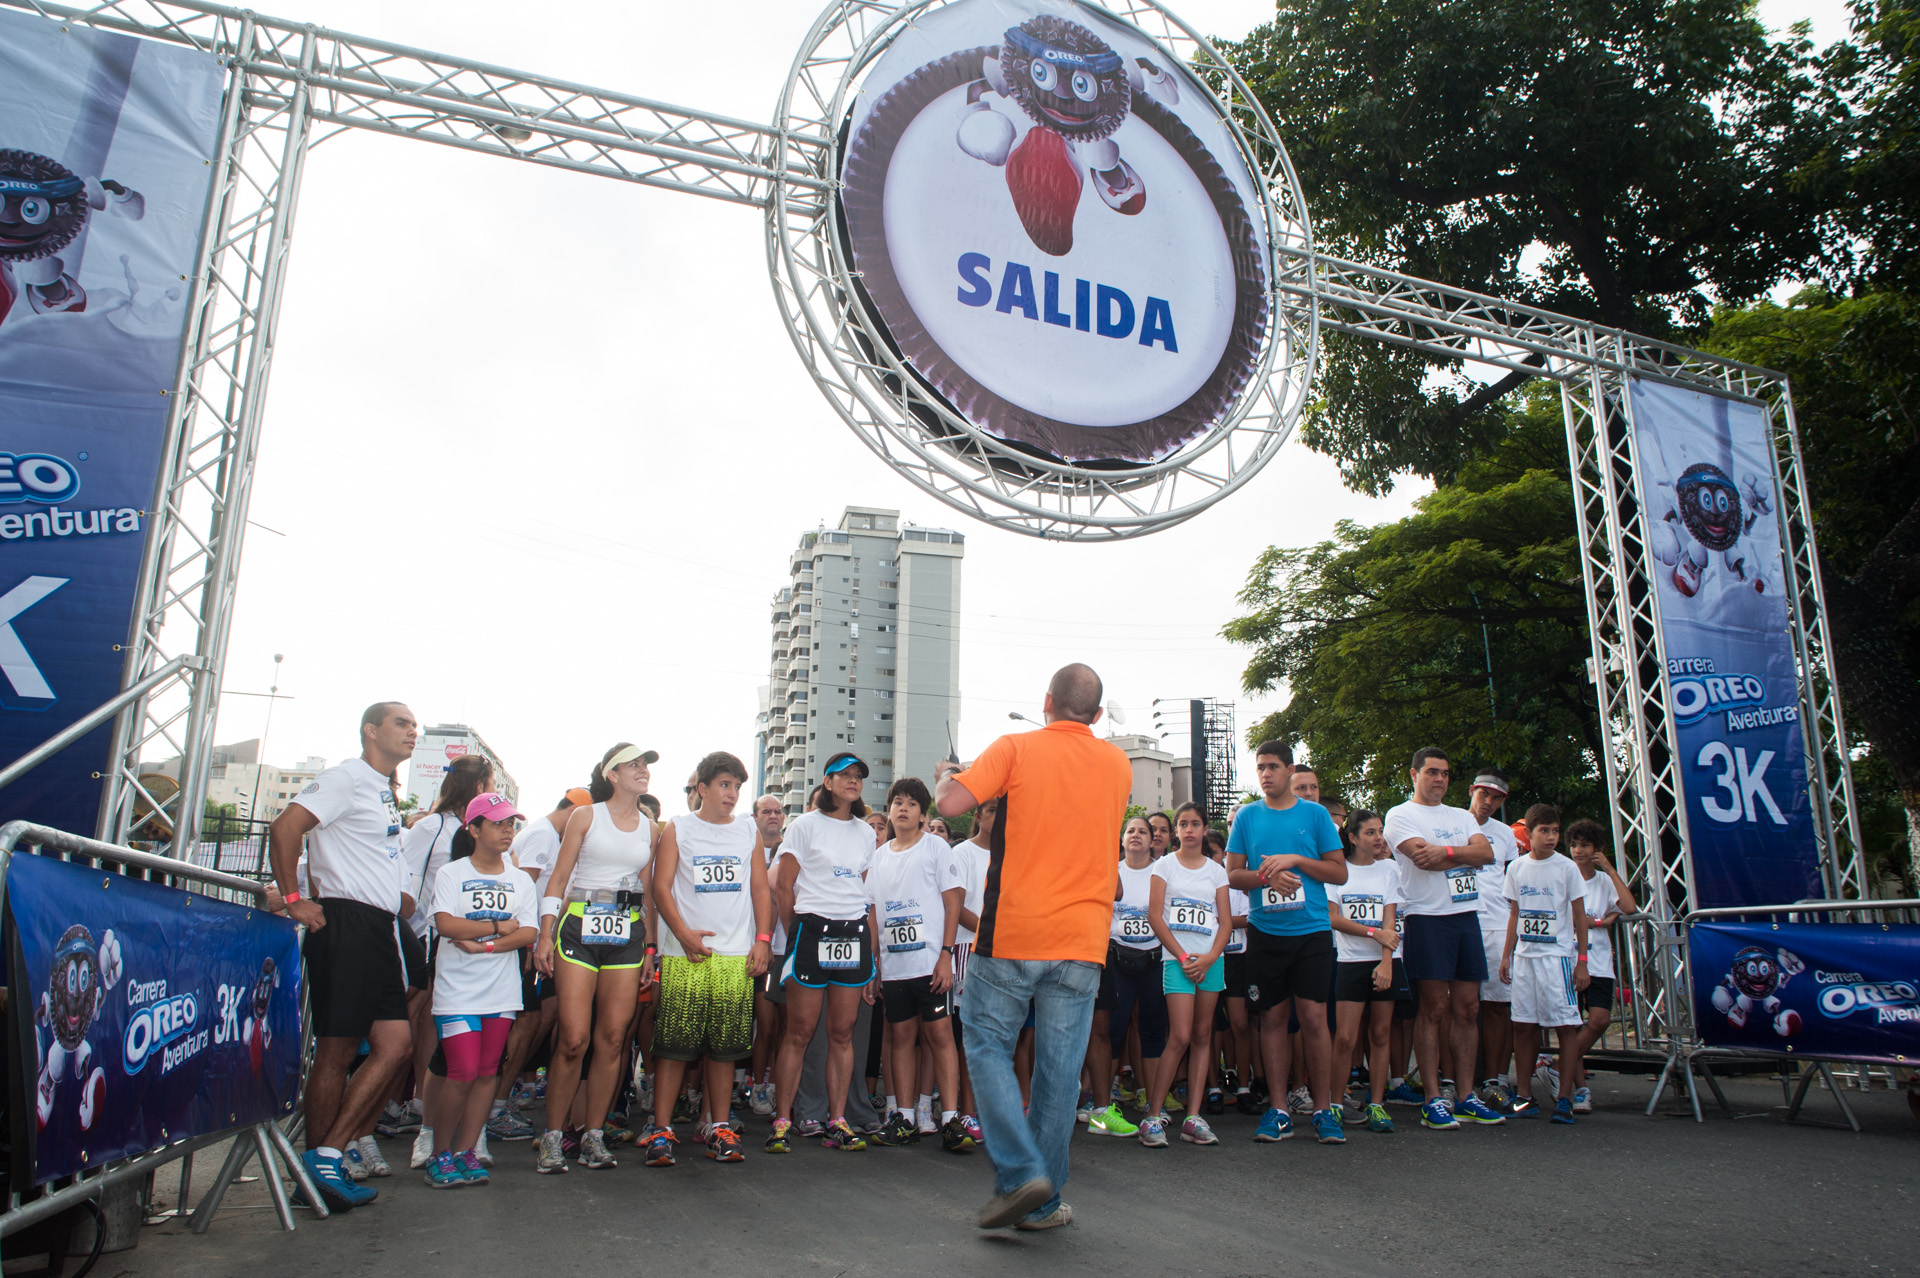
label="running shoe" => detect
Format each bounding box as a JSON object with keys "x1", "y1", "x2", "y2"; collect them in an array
[
  {"x1": 635, "y1": 1073, "x2": 654, "y2": 1115},
  {"x1": 645, "y1": 1128, "x2": 678, "y2": 1167},
  {"x1": 940, "y1": 1115, "x2": 976, "y2": 1154},
  {"x1": 560, "y1": 1129, "x2": 582, "y2": 1159},
  {"x1": 916, "y1": 1103, "x2": 938, "y2": 1135},
  {"x1": 1253, "y1": 1108, "x2": 1293, "y2": 1142},
  {"x1": 535, "y1": 1128, "x2": 569, "y2": 1174},
  {"x1": 1235, "y1": 1090, "x2": 1264, "y2": 1117},
  {"x1": 375, "y1": 1100, "x2": 421, "y2": 1138},
  {"x1": 708, "y1": 1122, "x2": 746, "y2": 1162},
  {"x1": 353, "y1": 1135, "x2": 391, "y2": 1177},
  {"x1": 579, "y1": 1130, "x2": 618, "y2": 1169},
  {"x1": 301, "y1": 1149, "x2": 373, "y2": 1208},
  {"x1": 1086, "y1": 1105, "x2": 1139, "y2": 1137},
  {"x1": 1383, "y1": 1082, "x2": 1424, "y2": 1107},
  {"x1": 672, "y1": 1094, "x2": 698, "y2": 1125},
  {"x1": 602, "y1": 1118, "x2": 633, "y2": 1148},
  {"x1": 960, "y1": 1114, "x2": 984, "y2": 1145},
  {"x1": 1572, "y1": 1086, "x2": 1594, "y2": 1114},
  {"x1": 422, "y1": 1151, "x2": 465, "y2": 1190},
  {"x1": 872, "y1": 1113, "x2": 919, "y2": 1146},
  {"x1": 1162, "y1": 1091, "x2": 1185, "y2": 1114},
  {"x1": 1075, "y1": 1090, "x2": 1095, "y2": 1123},
  {"x1": 1202, "y1": 1089, "x2": 1225, "y2": 1117},
  {"x1": 1455, "y1": 1094, "x2": 1506, "y2": 1125},
  {"x1": 796, "y1": 1117, "x2": 826, "y2": 1139},
  {"x1": 1311, "y1": 1108, "x2": 1346, "y2": 1144},
  {"x1": 820, "y1": 1118, "x2": 867, "y2": 1150},
  {"x1": 1510, "y1": 1096, "x2": 1540, "y2": 1118},
  {"x1": 409, "y1": 1128, "x2": 435, "y2": 1170},
  {"x1": 1479, "y1": 1079, "x2": 1516, "y2": 1112},
  {"x1": 486, "y1": 1107, "x2": 535, "y2": 1141},
  {"x1": 1179, "y1": 1115, "x2": 1219, "y2": 1145},
  {"x1": 764, "y1": 1119, "x2": 792, "y2": 1154},
  {"x1": 474, "y1": 1131, "x2": 493, "y2": 1166},
  {"x1": 1420, "y1": 1098, "x2": 1459, "y2": 1130},
  {"x1": 1439, "y1": 1080, "x2": 1458, "y2": 1105},
  {"x1": 457, "y1": 1150, "x2": 490, "y2": 1184},
  {"x1": 749, "y1": 1083, "x2": 774, "y2": 1117},
  {"x1": 1366, "y1": 1103, "x2": 1395, "y2": 1134},
  {"x1": 1551, "y1": 1098, "x2": 1576, "y2": 1125},
  {"x1": 343, "y1": 1143, "x2": 369, "y2": 1181},
  {"x1": 1017, "y1": 1203, "x2": 1073, "y2": 1231},
  {"x1": 1137, "y1": 1115, "x2": 1169, "y2": 1148},
  {"x1": 1287, "y1": 1086, "x2": 1314, "y2": 1115}
]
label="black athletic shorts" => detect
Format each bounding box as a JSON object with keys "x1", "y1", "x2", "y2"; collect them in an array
[
  {"x1": 758, "y1": 951, "x2": 788, "y2": 1003},
  {"x1": 306, "y1": 897, "x2": 410, "y2": 1039},
  {"x1": 555, "y1": 902, "x2": 648, "y2": 971},
  {"x1": 1334, "y1": 958, "x2": 1411, "y2": 1004},
  {"x1": 1221, "y1": 951, "x2": 1250, "y2": 1000},
  {"x1": 1243, "y1": 928, "x2": 1336, "y2": 1015},
  {"x1": 784, "y1": 913, "x2": 875, "y2": 988},
  {"x1": 882, "y1": 974, "x2": 952, "y2": 1024},
  {"x1": 399, "y1": 923, "x2": 428, "y2": 992},
  {"x1": 1579, "y1": 975, "x2": 1616, "y2": 1016}
]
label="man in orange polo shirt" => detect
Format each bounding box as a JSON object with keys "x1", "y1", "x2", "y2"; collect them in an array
[{"x1": 934, "y1": 663, "x2": 1131, "y2": 1233}]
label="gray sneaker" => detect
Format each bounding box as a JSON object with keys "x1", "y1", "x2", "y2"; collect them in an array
[
  {"x1": 796, "y1": 1118, "x2": 826, "y2": 1139},
  {"x1": 486, "y1": 1108, "x2": 535, "y2": 1141},
  {"x1": 1440, "y1": 1080, "x2": 1459, "y2": 1105},
  {"x1": 1137, "y1": 1115, "x2": 1170, "y2": 1148},
  {"x1": 578, "y1": 1129, "x2": 618, "y2": 1169},
  {"x1": 535, "y1": 1128, "x2": 569, "y2": 1174},
  {"x1": 1287, "y1": 1086, "x2": 1314, "y2": 1115}
]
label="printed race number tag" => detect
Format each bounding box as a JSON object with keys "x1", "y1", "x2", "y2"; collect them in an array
[
  {"x1": 884, "y1": 914, "x2": 925, "y2": 953},
  {"x1": 1341, "y1": 894, "x2": 1385, "y2": 927},
  {"x1": 818, "y1": 936, "x2": 860, "y2": 970},
  {"x1": 1226, "y1": 927, "x2": 1247, "y2": 954},
  {"x1": 693, "y1": 855, "x2": 742, "y2": 894},
  {"x1": 1113, "y1": 905, "x2": 1154, "y2": 942},
  {"x1": 1446, "y1": 867, "x2": 1478, "y2": 904},
  {"x1": 1519, "y1": 909, "x2": 1557, "y2": 945},
  {"x1": 581, "y1": 904, "x2": 631, "y2": 945},
  {"x1": 462, "y1": 879, "x2": 513, "y2": 920},
  {"x1": 1168, "y1": 898, "x2": 1214, "y2": 937},
  {"x1": 1260, "y1": 882, "x2": 1304, "y2": 911}
]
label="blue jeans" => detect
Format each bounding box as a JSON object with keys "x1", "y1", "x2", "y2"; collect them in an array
[{"x1": 959, "y1": 954, "x2": 1101, "y2": 1219}]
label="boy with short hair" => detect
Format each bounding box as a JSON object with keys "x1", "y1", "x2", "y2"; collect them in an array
[
  {"x1": 1564, "y1": 818, "x2": 1636, "y2": 1114},
  {"x1": 1499, "y1": 804, "x2": 1589, "y2": 1125}
]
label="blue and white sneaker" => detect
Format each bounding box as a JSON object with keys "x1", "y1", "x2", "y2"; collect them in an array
[
  {"x1": 1551, "y1": 1098, "x2": 1576, "y2": 1125},
  {"x1": 1253, "y1": 1107, "x2": 1293, "y2": 1142},
  {"x1": 1382, "y1": 1082, "x2": 1424, "y2": 1107},
  {"x1": 1310, "y1": 1108, "x2": 1346, "y2": 1144},
  {"x1": 422, "y1": 1150, "x2": 465, "y2": 1188},
  {"x1": 1571, "y1": 1086, "x2": 1594, "y2": 1114},
  {"x1": 1455, "y1": 1094, "x2": 1506, "y2": 1125},
  {"x1": 1419, "y1": 1098, "x2": 1459, "y2": 1130},
  {"x1": 302, "y1": 1149, "x2": 376, "y2": 1208}
]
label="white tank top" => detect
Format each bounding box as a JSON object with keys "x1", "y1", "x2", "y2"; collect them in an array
[
  {"x1": 661, "y1": 813, "x2": 756, "y2": 957},
  {"x1": 570, "y1": 802, "x2": 654, "y2": 893},
  {"x1": 1111, "y1": 861, "x2": 1158, "y2": 949}
]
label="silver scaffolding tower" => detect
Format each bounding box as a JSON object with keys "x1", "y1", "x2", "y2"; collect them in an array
[{"x1": 0, "y1": 0, "x2": 1862, "y2": 1058}]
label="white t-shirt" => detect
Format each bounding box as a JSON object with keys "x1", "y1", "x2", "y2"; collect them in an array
[
  {"x1": 951, "y1": 838, "x2": 989, "y2": 947},
  {"x1": 290, "y1": 758, "x2": 405, "y2": 913},
  {"x1": 1111, "y1": 861, "x2": 1158, "y2": 949},
  {"x1": 1383, "y1": 799, "x2": 1482, "y2": 917},
  {"x1": 1225, "y1": 887, "x2": 1250, "y2": 954},
  {"x1": 1326, "y1": 858, "x2": 1406, "y2": 963},
  {"x1": 868, "y1": 832, "x2": 964, "y2": 981},
  {"x1": 1582, "y1": 871, "x2": 1622, "y2": 978},
  {"x1": 781, "y1": 809, "x2": 876, "y2": 921},
  {"x1": 661, "y1": 812, "x2": 758, "y2": 958},
  {"x1": 762, "y1": 838, "x2": 789, "y2": 954},
  {"x1": 401, "y1": 812, "x2": 461, "y2": 938},
  {"x1": 1149, "y1": 855, "x2": 1229, "y2": 953},
  {"x1": 1504, "y1": 852, "x2": 1587, "y2": 958},
  {"x1": 429, "y1": 860, "x2": 538, "y2": 1016},
  {"x1": 1474, "y1": 816, "x2": 1520, "y2": 936},
  {"x1": 510, "y1": 816, "x2": 564, "y2": 899}
]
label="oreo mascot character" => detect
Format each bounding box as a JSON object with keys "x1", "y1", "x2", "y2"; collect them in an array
[
  {"x1": 0, "y1": 148, "x2": 145, "y2": 327},
  {"x1": 1646, "y1": 432, "x2": 1782, "y2": 619},
  {"x1": 953, "y1": 16, "x2": 1180, "y2": 256},
  {"x1": 242, "y1": 956, "x2": 281, "y2": 1075},
  {"x1": 1710, "y1": 944, "x2": 1805, "y2": 1038},
  {"x1": 35, "y1": 924, "x2": 124, "y2": 1133}
]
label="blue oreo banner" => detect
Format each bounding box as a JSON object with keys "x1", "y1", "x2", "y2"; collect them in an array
[
  {"x1": 0, "y1": 12, "x2": 224, "y2": 837},
  {"x1": 7, "y1": 852, "x2": 302, "y2": 1184},
  {"x1": 1691, "y1": 919, "x2": 1920, "y2": 1064},
  {"x1": 1628, "y1": 377, "x2": 1824, "y2": 908}
]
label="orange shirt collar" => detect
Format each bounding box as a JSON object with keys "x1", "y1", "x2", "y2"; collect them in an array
[{"x1": 1043, "y1": 720, "x2": 1095, "y2": 736}]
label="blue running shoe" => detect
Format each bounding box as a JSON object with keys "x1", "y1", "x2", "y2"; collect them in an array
[
  {"x1": 1420, "y1": 1098, "x2": 1459, "y2": 1130},
  {"x1": 422, "y1": 1151, "x2": 465, "y2": 1188},
  {"x1": 1311, "y1": 1109, "x2": 1346, "y2": 1144},
  {"x1": 1551, "y1": 1098, "x2": 1576, "y2": 1125},
  {"x1": 302, "y1": 1149, "x2": 375, "y2": 1208},
  {"x1": 1253, "y1": 1107, "x2": 1294, "y2": 1142},
  {"x1": 1383, "y1": 1082, "x2": 1423, "y2": 1107},
  {"x1": 1455, "y1": 1095, "x2": 1506, "y2": 1125},
  {"x1": 1366, "y1": 1103, "x2": 1395, "y2": 1133}
]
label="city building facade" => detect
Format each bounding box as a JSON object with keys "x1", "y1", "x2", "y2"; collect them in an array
[{"x1": 406, "y1": 723, "x2": 519, "y2": 809}]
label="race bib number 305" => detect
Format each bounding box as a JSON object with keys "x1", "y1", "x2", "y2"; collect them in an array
[
  {"x1": 693, "y1": 855, "x2": 742, "y2": 893},
  {"x1": 818, "y1": 936, "x2": 860, "y2": 969},
  {"x1": 581, "y1": 904, "x2": 631, "y2": 945}
]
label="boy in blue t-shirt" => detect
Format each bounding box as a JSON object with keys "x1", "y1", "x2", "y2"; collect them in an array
[{"x1": 1225, "y1": 741, "x2": 1348, "y2": 1144}]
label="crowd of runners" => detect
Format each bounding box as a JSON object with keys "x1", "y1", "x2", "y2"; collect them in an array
[{"x1": 266, "y1": 697, "x2": 1637, "y2": 1221}]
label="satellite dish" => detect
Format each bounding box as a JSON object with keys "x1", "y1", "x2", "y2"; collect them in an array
[{"x1": 1108, "y1": 702, "x2": 1127, "y2": 727}]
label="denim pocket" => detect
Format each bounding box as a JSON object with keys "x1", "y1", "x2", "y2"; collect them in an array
[{"x1": 1053, "y1": 959, "x2": 1101, "y2": 998}]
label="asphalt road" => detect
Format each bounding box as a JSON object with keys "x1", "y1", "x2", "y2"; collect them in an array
[{"x1": 70, "y1": 1073, "x2": 1920, "y2": 1278}]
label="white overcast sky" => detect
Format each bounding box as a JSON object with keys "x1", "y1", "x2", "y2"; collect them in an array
[{"x1": 204, "y1": 0, "x2": 1853, "y2": 811}]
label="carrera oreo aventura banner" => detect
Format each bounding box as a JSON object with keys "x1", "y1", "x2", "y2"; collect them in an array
[
  {"x1": 1691, "y1": 920, "x2": 1920, "y2": 1063},
  {"x1": 1628, "y1": 377, "x2": 1823, "y2": 908},
  {"x1": 8, "y1": 852, "x2": 301, "y2": 1184},
  {"x1": 0, "y1": 12, "x2": 224, "y2": 837}
]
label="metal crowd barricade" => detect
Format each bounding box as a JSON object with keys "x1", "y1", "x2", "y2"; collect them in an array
[{"x1": 0, "y1": 820, "x2": 326, "y2": 1238}]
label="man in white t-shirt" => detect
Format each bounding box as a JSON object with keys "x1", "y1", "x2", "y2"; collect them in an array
[
  {"x1": 269, "y1": 701, "x2": 419, "y2": 1209},
  {"x1": 1464, "y1": 769, "x2": 1520, "y2": 1110},
  {"x1": 1380, "y1": 746, "x2": 1505, "y2": 1130}
]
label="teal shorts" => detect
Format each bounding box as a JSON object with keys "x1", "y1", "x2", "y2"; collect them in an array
[{"x1": 1162, "y1": 955, "x2": 1225, "y2": 995}]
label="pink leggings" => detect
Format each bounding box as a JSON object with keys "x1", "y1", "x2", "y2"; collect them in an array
[{"x1": 438, "y1": 1015, "x2": 513, "y2": 1082}]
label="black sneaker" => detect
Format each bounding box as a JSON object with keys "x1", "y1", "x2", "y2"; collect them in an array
[
  {"x1": 1203, "y1": 1089, "x2": 1225, "y2": 1116},
  {"x1": 939, "y1": 1115, "x2": 976, "y2": 1154},
  {"x1": 1235, "y1": 1090, "x2": 1264, "y2": 1116},
  {"x1": 871, "y1": 1113, "x2": 920, "y2": 1146}
]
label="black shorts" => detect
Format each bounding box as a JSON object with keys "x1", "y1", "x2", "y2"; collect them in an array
[
  {"x1": 1579, "y1": 976, "x2": 1616, "y2": 1016},
  {"x1": 520, "y1": 957, "x2": 543, "y2": 1012},
  {"x1": 556, "y1": 902, "x2": 649, "y2": 971},
  {"x1": 758, "y1": 952, "x2": 788, "y2": 1004},
  {"x1": 882, "y1": 974, "x2": 952, "y2": 1024},
  {"x1": 306, "y1": 898, "x2": 410, "y2": 1039},
  {"x1": 1244, "y1": 928, "x2": 1335, "y2": 1015},
  {"x1": 1221, "y1": 951, "x2": 1250, "y2": 1000},
  {"x1": 1334, "y1": 958, "x2": 1411, "y2": 1004},
  {"x1": 399, "y1": 923, "x2": 428, "y2": 992},
  {"x1": 783, "y1": 914, "x2": 875, "y2": 988}
]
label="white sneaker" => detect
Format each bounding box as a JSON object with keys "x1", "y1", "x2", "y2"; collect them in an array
[
  {"x1": 474, "y1": 1130, "x2": 493, "y2": 1167},
  {"x1": 1287, "y1": 1086, "x2": 1313, "y2": 1115},
  {"x1": 915, "y1": 1104, "x2": 937, "y2": 1135},
  {"x1": 410, "y1": 1127, "x2": 435, "y2": 1170},
  {"x1": 748, "y1": 1083, "x2": 773, "y2": 1117},
  {"x1": 354, "y1": 1135, "x2": 392, "y2": 1177},
  {"x1": 343, "y1": 1144, "x2": 369, "y2": 1180}
]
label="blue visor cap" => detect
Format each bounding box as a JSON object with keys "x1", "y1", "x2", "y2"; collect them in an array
[
  {"x1": 822, "y1": 753, "x2": 869, "y2": 778},
  {"x1": 0, "y1": 175, "x2": 85, "y2": 200},
  {"x1": 1004, "y1": 27, "x2": 1125, "y2": 75}
]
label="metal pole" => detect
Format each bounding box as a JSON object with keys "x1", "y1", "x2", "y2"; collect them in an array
[{"x1": 0, "y1": 656, "x2": 199, "y2": 792}]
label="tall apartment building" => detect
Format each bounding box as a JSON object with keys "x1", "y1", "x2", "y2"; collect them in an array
[
  {"x1": 406, "y1": 723, "x2": 519, "y2": 810},
  {"x1": 760, "y1": 506, "x2": 963, "y2": 816}
]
